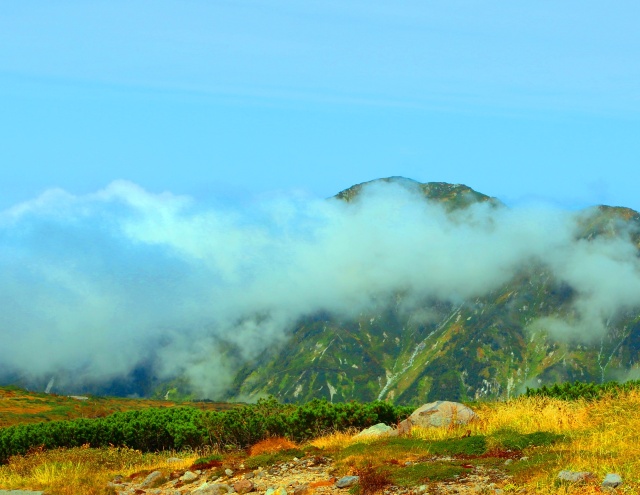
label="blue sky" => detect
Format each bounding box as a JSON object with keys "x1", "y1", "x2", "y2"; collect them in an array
[
  {"x1": 1, "y1": 1, "x2": 639, "y2": 210},
  {"x1": 2, "y1": 2, "x2": 640, "y2": 394}
]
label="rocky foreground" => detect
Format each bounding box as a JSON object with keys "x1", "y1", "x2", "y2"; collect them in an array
[{"x1": 108, "y1": 452, "x2": 511, "y2": 495}]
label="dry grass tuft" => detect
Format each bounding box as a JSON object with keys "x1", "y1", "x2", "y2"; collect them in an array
[
  {"x1": 354, "y1": 460, "x2": 392, "y2": 495},
  {"x1": 249, "y1": 436, "x2": 298, "y2": 456},
  {"x1": 310, "y1": 428, "x2": 362, "y2": 451}
]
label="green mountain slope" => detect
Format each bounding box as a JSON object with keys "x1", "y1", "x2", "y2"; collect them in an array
[{"x1": 229, "y1": 178, "x2": 640, "y2": 404}]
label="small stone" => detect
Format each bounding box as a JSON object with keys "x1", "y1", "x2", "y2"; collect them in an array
[
  {"x1": 181, "y1": 471, "x2": 199, "y2": 482},
  {"x1": 140, "y1": 470, "x2": 164, "y2": 488},
  {"x1": 191, "y1": 482, "x2": 233, "y2": 495},
  {"x1": 336, "y1": 476, "x2": 360, "y2": 488},
  {"x1": 404, "y1": 461, "x2": 413, "y2": 466},
  {"x1": 557, "y1": 470, "x2": 594, "y2": 482},
  {"x1": 504, "y1": 459, "x2": 512, "y2": 465},
  {"x1": 225, "y1": 468, "x2": 234, "y2": 477},
  {"x1": 265, "y1": 488, "x2": 276, "y2": 495},
  {"x1": 293, "y1": 484, "x2": 310, "y2": 495},
  {"x1": 293, "y1": 457, "x2": 300, "y2": 462},
  {"x1": 273, "y1": 487, "x2": 288, "y2": 495},
  {"x1": 234, "y1": 479, "x2": 255, "y2": 494},
  {"x1": 244, "y1": 472, "x2": 255, "y2": 479},
  {"x1": 602, "y1": 473, "x2": 623, "y2": 488},
  {"x1": 519, "y1": 456, "x2": 528, "y2": 461}
]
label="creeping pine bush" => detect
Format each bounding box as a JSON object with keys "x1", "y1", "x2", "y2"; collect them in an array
[
  {"x1": 525, "y1": 380, "x2": 640, "y2": 401},
  {"x1": 0, "y1": 397, "x2": 412, "y2": 463}
]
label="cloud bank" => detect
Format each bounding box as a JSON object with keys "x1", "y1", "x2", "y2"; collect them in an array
[{"x1": 1, "y1": 180, "x2": 639, "y2": 397}]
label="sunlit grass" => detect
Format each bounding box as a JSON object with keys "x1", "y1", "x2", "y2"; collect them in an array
[
  {"x1": 0, "y1": 445, "x2": 198, "y2": 495},
  {"x1": 312, "y1": 392, "x2": 640, "y2": 493}
]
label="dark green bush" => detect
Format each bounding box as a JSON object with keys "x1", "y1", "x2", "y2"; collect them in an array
[
  {"x1": 524, "y1": 380, "x2": 640, "y2": 400},
  {"x1": 0, "y1": 397, "x2": 411, "y2": 463}
]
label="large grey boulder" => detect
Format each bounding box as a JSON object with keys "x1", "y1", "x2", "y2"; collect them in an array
[{"x1": 408, "y1": 401, "x2": 477, "y2": 428}]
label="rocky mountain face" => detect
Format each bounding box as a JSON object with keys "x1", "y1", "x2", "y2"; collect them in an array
[{"x1": 227, "y1": 178, "x2": 640, "y2": 404}]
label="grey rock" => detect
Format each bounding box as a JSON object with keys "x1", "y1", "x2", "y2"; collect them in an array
[
  {"x1": 192, "y1": 482, "x2": 234, "y2": 495},
  {"x1": 354, "y1": 423, "x2": 394, "y2": 439},
  {"x1": 504, "y1": 459, "x2": 513, "y2": 465},
  {"x1": 409, "y1": 401, "x2": 477, "y2": 428},
  {"x1": 293, "y1": 484, "x2": 310, "y2": 495},
  {"x1": 233, "y1": 479, "x2": 254, "y2": 494},
  {"x1": 557, "y1": 470, "x2": 594, "y2": 482},
  {"x1": 336, "y1": 476, "x2": 360, "y2": 488},
  {"x1": 140, "y1": 470, "x2": 164, "y2": 487},
  {"x1": 602, "y1": 473, "x2": 623, "y2": 488},
  {"x1": 180, "y1": 470, "x2": 199, "y2": 482},
  {"x1": 225, "y1": 468, "x2": 234, "y2": 477}
]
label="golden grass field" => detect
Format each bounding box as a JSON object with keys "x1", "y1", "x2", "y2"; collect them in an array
[{"x1": 1, "y1": 390, "x2": 639, "y2": 494}]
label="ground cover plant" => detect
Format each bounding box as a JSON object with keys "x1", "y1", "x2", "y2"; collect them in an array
[{"x1": 0, "y1": 390, "x2": 639, "y2": 494}]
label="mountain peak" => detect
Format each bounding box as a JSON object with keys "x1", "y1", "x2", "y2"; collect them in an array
[{"x1": 334, "y1": 177, "x2": 500, "y2": 210}]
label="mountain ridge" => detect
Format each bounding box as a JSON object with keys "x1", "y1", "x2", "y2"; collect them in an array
[{"x1": 226, "y1": 177, "x2": 640, "y2": 404}]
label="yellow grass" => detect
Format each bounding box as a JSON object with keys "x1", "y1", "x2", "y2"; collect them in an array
[
  {"x1": 312, "y1": 392, "x2": 640, "y2": 494},
  {"x1": 0, "y1": 445, "x2": 197, "y2": 495}
]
